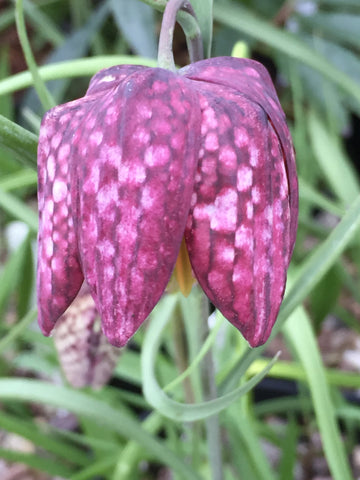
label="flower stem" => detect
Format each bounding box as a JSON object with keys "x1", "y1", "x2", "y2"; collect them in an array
[{"x1": 157, "y1": 0, "x2": 203, "y2": 70}]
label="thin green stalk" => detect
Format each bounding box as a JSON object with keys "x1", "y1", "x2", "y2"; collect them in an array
[
  {"x1": 164, "y1": 312, "x2": 223, "y2": 393},
  {"x1": 15, "y1": 0, "x2": 55, "y2": 111},
  {"x1": 171, "y1": 304, "x2": 196, "y2": 402},
  {"x1": 199, "y1": 295, "x2": 223, "y2": 480},
  {"x1": 0, "y1": 379, "x2": 202, "y2": 480},
  {"x1": 0, "y1": 113, "x2": 37, "y2": 168},
  {"x1": 0, "y1": 56, "x2": 157, "y2": 96}
]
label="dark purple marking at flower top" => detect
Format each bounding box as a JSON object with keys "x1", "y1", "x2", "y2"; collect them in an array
[{"x1": 37, "y1": 56, "x2": 298, "y2": 348}]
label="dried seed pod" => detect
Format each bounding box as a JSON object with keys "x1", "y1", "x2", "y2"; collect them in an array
[{"x1": 53, "y1": 286, "x2": 121, "y2": 388}]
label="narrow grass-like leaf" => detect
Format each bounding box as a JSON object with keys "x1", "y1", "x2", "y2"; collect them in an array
[
  {"x1": 247, "y1": 358, "x2": 360, "y2": 390},
  {"x1": 0, "y1": 9, "x2": 15, "y2": 32},
  {"x1": 0, "y1": 114, "x2": 37, "y2": 168},
  {"x1": 70, "y1": 455, "x2": 118, "y2": 480},
  {"x1": 223, "y1": 409, "x2": 276, "y2": 480},
  {"x1": 299, "y1": 177, "x2": 344, "y2": 217},
  {"x1": 0, "y1": 56, "x2": 157, "y2": 96},
  {"x1": 278, "y1": 416, "x2": 298, "y2": 480},
  {"x1": 0, "y1": 237, "x2": 29, "y2": 316},
  {"x1": 300, "y1": 13, "x2": 360, "y2": 50},
  {"x1": 308, "y1": 110, "x2": 360, "y2": 206},
  {"x1": 0, "y1": 447, "x2": 74, "y2": 478},
  {"x1": 142, "y1": 294, "x2": 279, "y2": 422},
  {"x1": 110, "y1": 0, "x2": 157, "y2": 58},
  {"x1": 255, "y1": 397, "x2": 313, "y2": 417},
  {"x1": 0, "y1": 188, "x2": 38, "y2": 232},
  {"x1": 15, "y1": 0, "x2": 55, "y2": 110},
  {"x1": 212, "y1": 2, "x2": 360, "y2": 107},
  {"x1": 0, "y1": 169, "x2": 37, "y2": 192},
  {"x1": 0, "y1": 379, "x2": 202, "y2": 480},
  {"x1": 112, "y1": 413, "x2": 163, "y2": 480},
  {"x1": 0, "y1": 410, "x2": 89, "y2": 466},
  {"x1": 283, "y1": 294, "x2": 352, "y2": 480},
  {"x1": 23, "y1": 0, "x2": 64, "y2": 46},
  {"x1": 23, "y1": 1, "x2": 110, "y2": 112}
]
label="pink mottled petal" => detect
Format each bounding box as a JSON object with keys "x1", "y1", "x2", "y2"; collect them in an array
[
  {"x1": 74, "y1": 68, "x2": 200, "y2": 346},
  {"x1": 37, "y1": 104, "x2": 86, "y2": 335},
  {"x1": 181, "y1": 57, "x2": 298, "y2": 252},
  {"x1": 185, "y1": 83, "x2": 291, "y2": 347}
]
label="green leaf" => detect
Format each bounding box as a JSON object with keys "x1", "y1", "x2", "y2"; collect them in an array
[
  {"x1": 283, "y1": 282, "x2": 353, "y2": 480},
  {"x1": 191, "y1": 0, "x2": 213, "y2": 58},
  {"x1": 309, "y1": 265, "x2": 342, "y2": 329},
  {"x1": 0, "y1": 238, "x2": 30, "y2": 316},
  {"x1": 0, "y1": 169, "x2": 37, "y2": 192},
  {"x1": 141, "y1": 294, "x2": 280, "y2": 422},
  {"x1": 0, "y1": 56, "x2": 157, "y2": 97},
  {"x1": 0, "y1": 379, "x2": 202, "y2": 480},
  {"x1": 212, "y1": 2, "x2": 360, "y2": 107},
  {"x1": 110, "y1": 0, "x2": 157, "y2": 58},
  {"x1": 15, "y1": 0, "x2": 55, "y2": 111},
  {"x1": 23, "y1": 0, "x2": 64, "y2": 47},
  {"x1": 0, "y1": 409, "x2": 89, "y2": 466},
  {"x1": 0, "y1": 447, "x2": 74, "y2": 478},
  {"x1": 308, "y1": 109, "x2": 360, "y2": 206},
  {"x1": 22, "y1": 1, "x2": 110, "y2": 112},
  {"x1": 278, "y1": 416, "x2": 299, "y2": 480},
  {"x1": 300, "y1": 13, "x2": 360, "y2": 50},
  {"x1": 0, "y1": 114, "x2": 37, "y2": 168},
  {"x1": 223, "y1": 409, "x2": 276, "y2": 480}
]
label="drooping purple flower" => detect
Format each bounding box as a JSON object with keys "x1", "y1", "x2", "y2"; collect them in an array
[{"x1": 37, "y1": 57, "x2": 298, "y2": 348}]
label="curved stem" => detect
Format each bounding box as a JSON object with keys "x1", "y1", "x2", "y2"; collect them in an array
[
  {"x1": 199, "y1": 296, "x2": 224, "y2": 480},
  {"x1": 158, "y1": 0, "x2": 203, "y2": 70}
]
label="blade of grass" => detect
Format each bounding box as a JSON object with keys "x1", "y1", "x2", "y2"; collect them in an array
[
  {"x1": 283, "y1": 294, "x2": 352, "y2": 480},
  {"x1": 0, "y1": 410, "x2": 89, "y2": 466},
  {"x1": 0, "y1": 379, "x2": 202, "y2": 480},
  {"x1": 213, "y1": 2, "x2": 360, "y2": 107},
  {"x1": 0, "y1": 237, "x2": 30, "y2": 316},
  {"x1": 0, "y1": 447, "x2": 74, "y2": 478},
  {"x1": 0, "y1": 188, "x2": 38, "y2": 232},
  {"x1": 0, "y1": 169, "x2": 37, "y2": 192},
  {"x1": 142, "y1": 294, "x2": 280, "y2": 422},
  {"x1": 308, "y1": 109, "x2": 360, "y2": 206},
  {"x1": 0, "y1": 56, "x2": 157, "y2": 96},
  {"x1": 0, "y1": 114, "x2": 37, "y2": 168},
  {"x1": 15, "y1": 0, "x2": 55, "y2": 110}
]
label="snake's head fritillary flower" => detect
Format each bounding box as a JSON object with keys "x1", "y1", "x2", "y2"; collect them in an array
[
  {"x1": 37, "y1": 57, "x2": 298, "y2": 348},
  {"x1": 53, "y1": 285, "x2": 121, "y2": 389}
]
